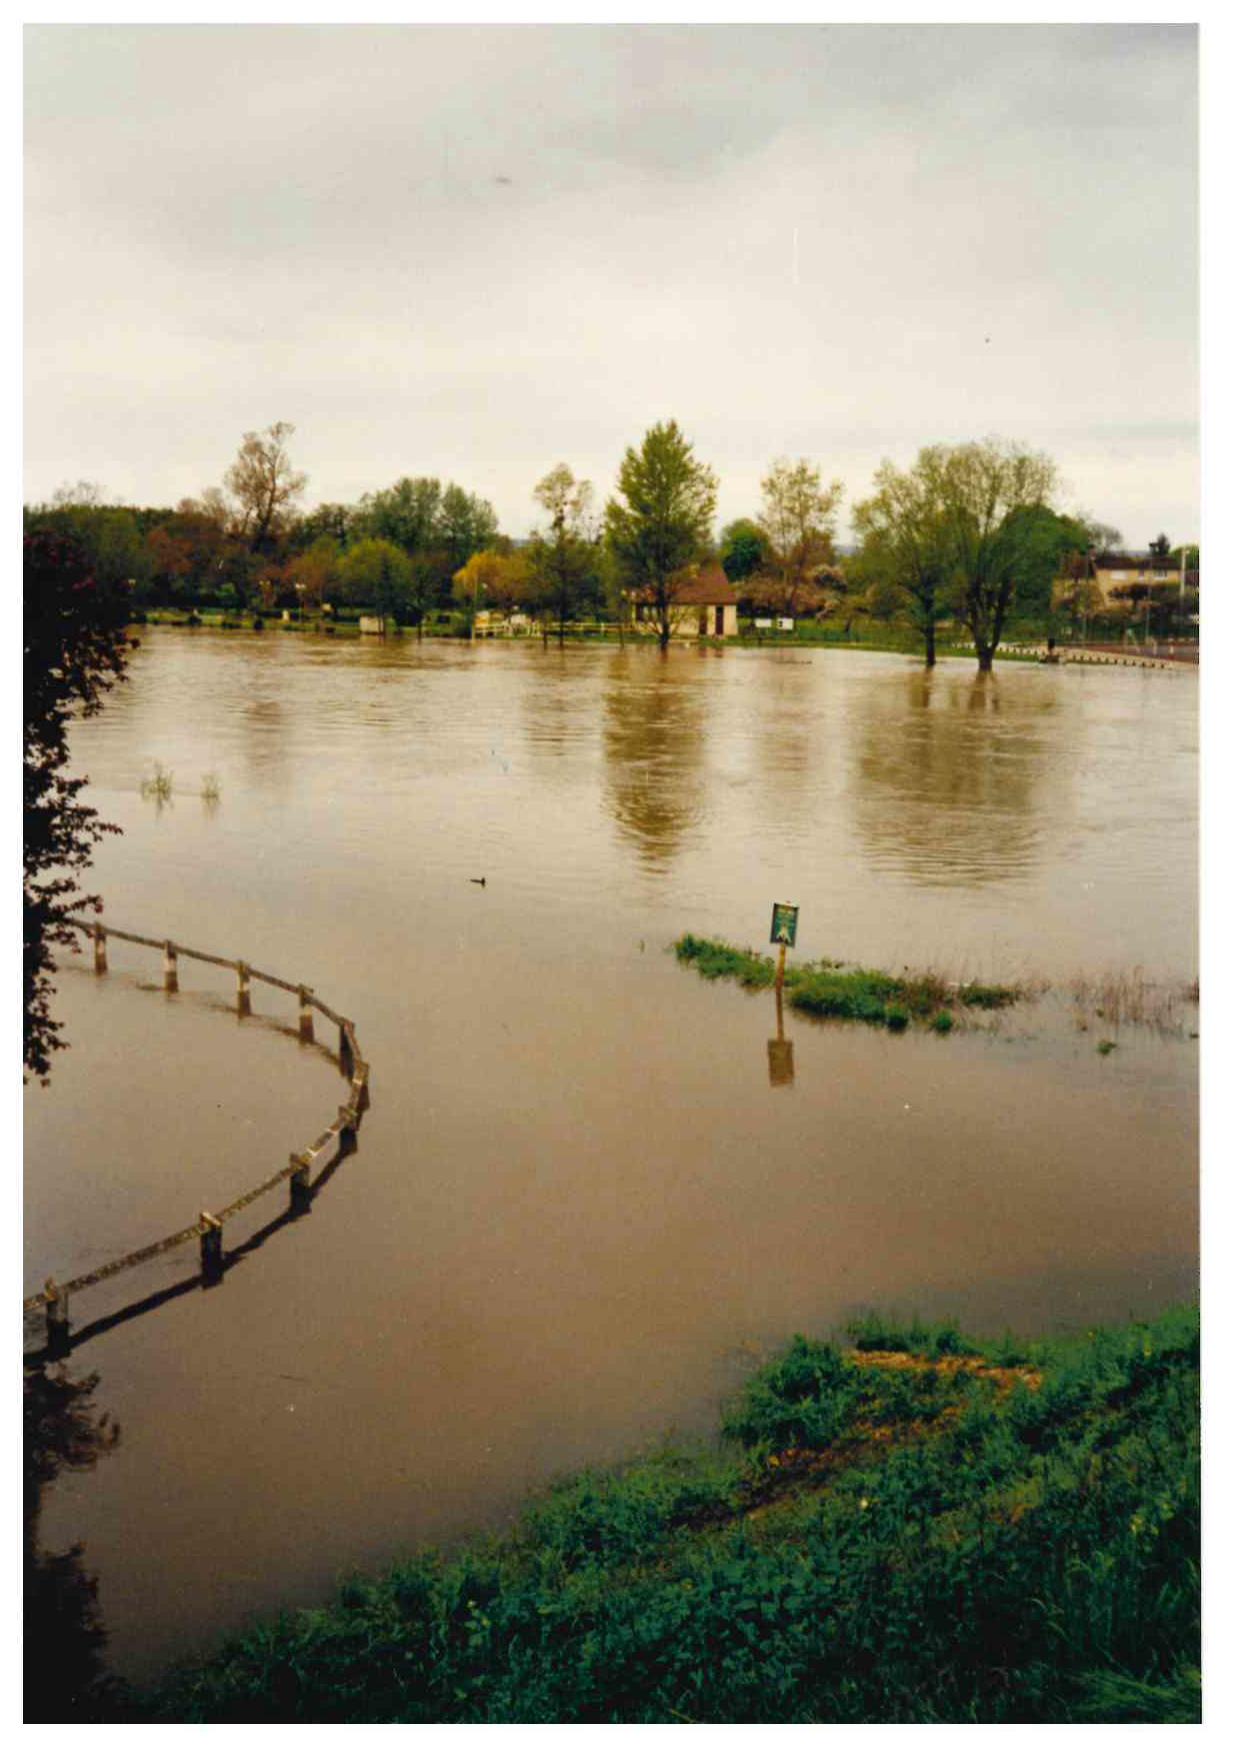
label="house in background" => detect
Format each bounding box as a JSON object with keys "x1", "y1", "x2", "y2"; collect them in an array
[
  {"x1": 1093, "y1": 552, "x2": 1199, "y2": 605},
  {"x1": 631, "y1": 563, "x2": 739, "y2": 637}
]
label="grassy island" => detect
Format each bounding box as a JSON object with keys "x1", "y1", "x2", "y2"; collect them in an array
[
  {"x1": 673, "y1": 934, "x2": 1019, "y2": 1030},
  {"x1": 141, "y1": 1305, "x2": 1198, "y2": 1724}
]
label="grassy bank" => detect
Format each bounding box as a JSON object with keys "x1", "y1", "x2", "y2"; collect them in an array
[
  {"x1": 139, "y1": 1305, "x2": 1198, "y2": 1723},
  {"x1": 673, "y1": 934, "x2": 1018, "y2": 1030}
]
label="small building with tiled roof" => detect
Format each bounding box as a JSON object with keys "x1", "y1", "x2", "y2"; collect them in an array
[{"x1": 630, "y1": 562, "x2": 740, "y2": 638}]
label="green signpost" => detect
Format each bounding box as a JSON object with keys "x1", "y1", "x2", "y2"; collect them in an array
[{"x1": 770, "y1": 903, "x2": 798, "y2": 948}]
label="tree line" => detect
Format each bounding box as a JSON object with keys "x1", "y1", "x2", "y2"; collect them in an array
[{"x1": 25, "y1": 420, "x2": 1198, "y2": 668}]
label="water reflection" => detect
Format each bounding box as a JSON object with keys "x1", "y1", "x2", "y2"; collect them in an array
[
  {"x1": 25, "y1": 1366, "x2": 121, "y2": 1721},
  {"x1": 767, "y1": 984, "x2": 795, "y2": 1088},
  {"x1": 238, "y1": 695, "x2": 297, "y2": 793},
  {"x1": 518, "y1": 650, "x2": 592, "y2": 771},
  {"x1": 602, "y1": 652, "x2": 710, "y2": 869},
  {"x1": 750, "y1": 657, "x2": 821, "y2": 821},
  {"x1": 850, "y1": 669, "x2": 1055, "y2": 887}
]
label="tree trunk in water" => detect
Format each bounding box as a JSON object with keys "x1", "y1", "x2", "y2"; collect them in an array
[
  {"x1": 924, "y1": 620, "x2": 937, "y2": 668},
  {"x1": 977, "y1": 643, "x2": 995, "y2": 673}
]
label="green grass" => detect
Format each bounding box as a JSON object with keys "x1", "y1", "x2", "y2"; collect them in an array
[
  {"x1": 137, "y1": 1305, "x2": 1198, "y2": 1724},
  {"x1": 672, "y1": 935, "x2": 1019, "y2": 1029}
]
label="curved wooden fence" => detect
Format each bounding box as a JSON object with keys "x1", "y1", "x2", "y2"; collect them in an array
[{"x1": 24, "y1": 918, "x2": 371, "y2": 1359}]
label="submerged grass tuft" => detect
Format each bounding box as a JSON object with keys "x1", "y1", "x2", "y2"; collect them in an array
[
  {"x1": 673, "y1": 935, "x2": 1020, "y2": 1030},
  {"x1": 139, "y1": 762, "x2": 174, "y2": 804}
]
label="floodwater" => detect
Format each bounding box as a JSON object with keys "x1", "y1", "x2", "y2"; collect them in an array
[{"x1": 24, "y1": 630, "x2": 1198, "y2": 1691}]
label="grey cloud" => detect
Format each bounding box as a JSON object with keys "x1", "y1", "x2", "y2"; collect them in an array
[{"x1": 25, "y1": 24, "x2": 1198, "y2": 545}]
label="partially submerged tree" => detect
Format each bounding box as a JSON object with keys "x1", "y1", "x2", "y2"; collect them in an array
[
  {"x1": 852, "y1": 456, "x2": 955, "y2": 666},
  {"x1": 23, "y1": 529, "x2": 132, "y2": 1081},
  {"x1": 605, "y1": 421, "x2": 717, "y2": 650},
  {"x1": 934, "y1": 440, "x2": 1059, "y2": 670}
]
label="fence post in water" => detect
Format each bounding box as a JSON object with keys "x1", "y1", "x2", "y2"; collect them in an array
[
  {"x1": 93, "y1": 923, "x2": 108, "y2": 975},
  {"x1": 236, "y1": 961, "x2": 251, "y2": 1017},
  {"x1": 163, "y1": 941, "x2": 179, "y2": 993},
  {"x1": 298, "y1": 987, "x2": 314, "y2": 1043},
  {"x1": 44, "y1": 1278, "x2": 70, "y2": 1357},
  {"x1": 338, "y1": 1023, "x2": 355, "y2": 1077},
  {"x1": 354, "y1": 1062, "x2": 371, "y2": 1113},
  {"x1": 338, "y1": 1104, "x2": 358, "y2": 1155},
  {"x1": 289, "y1": 1152, "x2": 313, "y2": 1215},
  {"x1": 199, "y1": 1212, "x2": 223, "y2": 1283}
]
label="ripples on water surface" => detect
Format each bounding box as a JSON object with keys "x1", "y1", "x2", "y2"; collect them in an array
[{"x1": 25, "y1": 632, "x2": 1197, "y2": 1687}]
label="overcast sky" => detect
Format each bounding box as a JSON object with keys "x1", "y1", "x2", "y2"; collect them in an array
[{"x1": 24, "y1": 22, "x2": 1198, "y2": 546}]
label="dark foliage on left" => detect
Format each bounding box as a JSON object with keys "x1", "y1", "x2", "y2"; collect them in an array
[
  {"x1": 24, "y1": 1367, "x2": 124, "y2": 1720},
  {"x1": 24, "y1": 527, "x2": 132, "y2": 1081}
]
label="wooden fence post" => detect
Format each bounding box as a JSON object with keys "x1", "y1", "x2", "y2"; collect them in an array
[
  {"x1": 289, "y1": 1152, "x2": 313, "y2": 1214},
  {"x1": 199, "y1": 1212, "x2": 223, "y2": 1282},
  {"x1": 338, "y1": 1024, "x2": 355, "y2": 1076},
  {"x1": 298, "y1": 987, "x2": 314, "y2": 1043},
  {"x1": 338, "y1": 1105, "x2": 358, "y2": 1155},
  {"x1": 93, "y1": 923, "x2": 108, "y2": 975},
  {"x1": 236, "y1": 961, "x2": 251, "y2": 1017},
  {"x1": 44, "y1": 1278, "x2": 70, "y2": 1357},
  {"x1": 164, "y1": 941, "x2": 179, "y2": 993},
  {"x1": 354, "y1": 1063, "x2": 371, "y2": 1113}
]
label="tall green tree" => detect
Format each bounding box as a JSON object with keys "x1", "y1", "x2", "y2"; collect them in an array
[
  {"x1": 439, "y1": 484, "x2": 500, "y2": 573},
  {"x1": 292, "y1": 503, "x2": 359, "y2": 550},
  {"x1": 24, "y1": 529, "x2": 132, "y2": 1081},
  {"x1": 604, "y1": 421, "x2": 717, "y2": 650},
  {"x1": 852, "y1": 456, "x2": 955, "y2": 667},
  {"x1": 338, "y1": 538, "x2": 413, "y2": 623},
  {"x1": 719, "y1": 518, "x2": 769, "y2": 587},
  {"x1": 934, "y1": 440, "x2": 1059, "y2": 671},
  {"x1": 358, "y1": 477, "x2": 444, "y2": 553},
  {"x1": 527, "y1": 464, "x2": 599, "y2": 644}
]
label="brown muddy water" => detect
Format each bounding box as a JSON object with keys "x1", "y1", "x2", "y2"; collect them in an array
[{"x1": 24, "y1": 631, "x2": 1198, "y2": 1688}]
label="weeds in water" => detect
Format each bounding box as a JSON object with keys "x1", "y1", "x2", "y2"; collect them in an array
[
  {"x1": 1067, "y1": 969, "x2": 1196, "y2": 1036},
  {"x1": 673, "y1": 936, "x2": 1020, "y2": 1030},
  {"x1": 140, "y1": 1305, "x2": 1198, "y2": 1725},
  {"x1": 1097, "y1": 1039, "x2": 1118, "y2": 1056},
  {"x1": 200, "y1": 772, "x2": 221, "y2": 804},
  {"x1": 139, "y1": 763, "x2": 174, "y2": 807}
]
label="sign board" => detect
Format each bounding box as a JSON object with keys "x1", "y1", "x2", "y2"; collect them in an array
[
  {"x1": 770, "y1": 903, "x2": 799, "y2": 948},
  {"x1": 754, "y1": 618, "x2": 773, "y2": 630},
  {"x1": 778, "y1": 617, "x2": 795, "y2": 631}
]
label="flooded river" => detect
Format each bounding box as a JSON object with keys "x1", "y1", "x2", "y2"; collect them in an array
[{"x1": 24, "y1": 631, "x2": 1198, "y2": 1688}]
